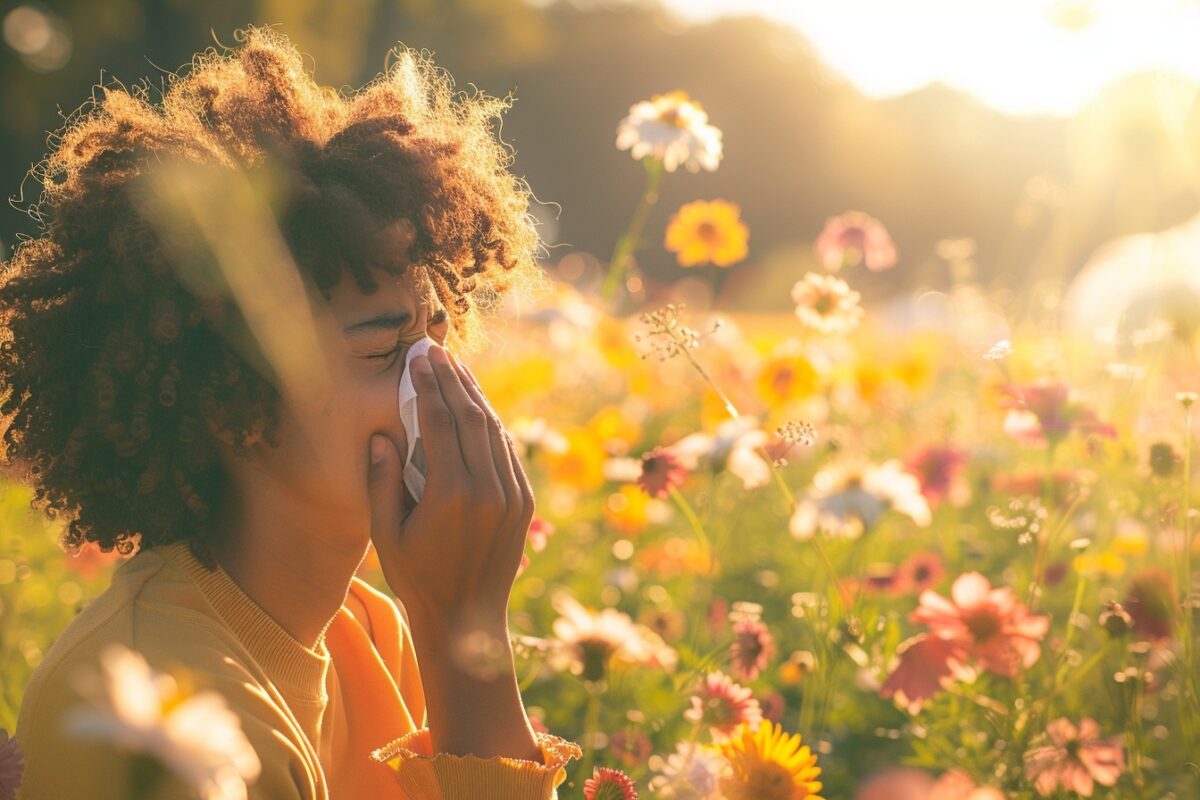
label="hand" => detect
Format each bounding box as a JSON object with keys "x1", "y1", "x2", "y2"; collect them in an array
[{"x1": 366, "y1": 341, "x2": 534, "y2": 635}]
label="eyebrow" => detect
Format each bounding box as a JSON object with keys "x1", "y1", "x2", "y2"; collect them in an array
[{"x1": 343, "y1": 312, "x2": 414, "y2": 336}]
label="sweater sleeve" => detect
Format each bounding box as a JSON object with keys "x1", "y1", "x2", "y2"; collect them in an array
[
  {"x1": 349, "y1": 579, "x2": 583, "y2": 799},
  {"x1": 369, "y1": 728, "x2": 582, "y2": 800},
  {"x1": 15, "y1": 636, "x2": 321, "y2": 800}
]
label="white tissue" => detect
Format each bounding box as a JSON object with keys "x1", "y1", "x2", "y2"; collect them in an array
[{"x1": 398, "y1": 336, "x2": 435, "y2": 502}]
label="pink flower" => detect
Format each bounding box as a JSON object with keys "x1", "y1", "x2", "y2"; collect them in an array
[
  {"x1": 858, "y1": 562, "x2": 903, "y2": 596},
  {"x1": 912, "y1": 572, "x2": 1050, "y2": 677},
  {"x1": 904, "y1": 445, "x2": 969, "y2": 508},
  {"x1": 1023, "y1": 717, "x2": 1124, "y2": 797},
  {"x1": 517, "y1": 518, "x2": 558, "y2": 576},
  {"x1": 998, "y1": 379, "x2": 1116, "y2": 446},
  {"x1": 528, "y1": 517, "x2": 556, "y2": 553},
  {"x1": 0, "y1": 729, "x2": 23, "y2": 800},
  {"x1": 881, "y1": 573, "x2": 1049, "y2": 711},
  {"x1": 815, "y1": 210, "x2": 897, "y2": 272},
  {"x1": 931, "y1": 768, "x2": 1007, "y2": 799},
  {"x1": 637, "y1": 446, "x2": 689, "y2": 499},
  {"x1": 729, "y1": 617, "x2": 776, "y2": 681},
  {"x1": 895, "y1": 550, "x2": 945, "y2": 595},
  {"x1": 584, "y1": 766, "x2": 639, "y2": 800},
  {"x1": 683, "y1": 671, "x2": 763, "y2": 741},
  {"x1": 854, "y1": 766, "x2": 934, "y2": 800},
  {"x1": 880, "y1": 634, "x2": 975, "y2": 713}
]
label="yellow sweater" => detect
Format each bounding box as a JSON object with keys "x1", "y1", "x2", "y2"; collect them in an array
[{"x1": 15, "y1": 540, "x2": 581, "y2": 799}]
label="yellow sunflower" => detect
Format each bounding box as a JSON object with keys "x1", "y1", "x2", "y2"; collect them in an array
[
  {"x1": 664, "y1": 199, "x2": 749, "y2": 268},
  {"x1": 716, "y1": 720, "x2": 824, "y2": 800}
]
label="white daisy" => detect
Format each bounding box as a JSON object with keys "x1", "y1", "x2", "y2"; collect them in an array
[
  {"x1": 548, "y1": 592, "x2": 678, "y2": 681},
  {"x1": 789, "y1": 459, "x2": 931, "y2": 540},
  {"x1": 64, "y1": 644, "x2": 261, "y2": 800},
  {"x1": 790, "y1": 272, "x2": 864, "y2": 335},
  {"x1": 648, "y1": 740, "x2": 728, "y2": 799},
  {"x1": 615, "y1": 90, "x2": 723, "y2": 173},
  {"x1": 666, "y1": 415, "x2": 774, "y2": 491}
]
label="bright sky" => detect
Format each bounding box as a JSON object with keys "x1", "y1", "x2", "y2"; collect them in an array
[{"x1": 657, "y1": 0, "x2": 1200, "y2": 116}]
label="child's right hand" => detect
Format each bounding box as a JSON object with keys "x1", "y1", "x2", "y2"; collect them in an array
[{"x1": 365, "y1": 340, "x2": 533, "y2": 635}]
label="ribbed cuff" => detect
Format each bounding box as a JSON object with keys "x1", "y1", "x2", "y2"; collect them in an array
[{"x1": 370, "y1": 728, "x2": 582, "y2": 800}]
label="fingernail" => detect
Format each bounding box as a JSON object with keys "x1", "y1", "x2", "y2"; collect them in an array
[
  {"x1": 413, "y1": 354, "x2": 432, "y2": 373},
  {"x1": 370, "y1": 435, "x2": 387, "y2": 465}
]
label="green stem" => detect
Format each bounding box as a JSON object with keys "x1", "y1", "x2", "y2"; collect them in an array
[
  {"x1": 668, "y1": 485, "x2": 712, "y2": 574},
  {"x1": 1183, "y1": 403, "x2": 1197, "y2": 757},
  {"x1": 676, "y1": 334, "x2": 844, "y2": 610},
  {"x1": 127, "y1": 754, "x2": 167, "y2": 800},
  {"x1": 601, "y1": 158, "x2": 665, "y2": 308},
  {"x1": 576, "y1": 681, "x2": 604, "y2": 781},
  {"x1": 1043, "y1": 570, "x2": 1088, "y2": 722}
]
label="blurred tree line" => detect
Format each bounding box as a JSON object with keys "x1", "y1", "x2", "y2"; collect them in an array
[{"x1": 2, "y1": 0, "x2": 1199, "y2": 309}]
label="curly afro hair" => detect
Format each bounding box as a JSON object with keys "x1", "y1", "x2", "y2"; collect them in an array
[{"x1": 0, "y1": 25, "x2": 550, "y2": 566}]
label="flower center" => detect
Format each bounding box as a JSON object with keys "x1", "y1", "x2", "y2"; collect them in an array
[
  {"x1": 696, "y1": 221, "x2": 720, "y2": 242},
  {"x1": 577, "y1": 639, "x2": 615, "y2": 682},
  {"x1": 723, "y1": 761, "x2": 805, "y2": 800},
  {"x1": 660, "y1": 106, "x2": 685, "y2": 127},
  {"x1": 964, "y1": 610, "x2": 1001, "y2": 641}
]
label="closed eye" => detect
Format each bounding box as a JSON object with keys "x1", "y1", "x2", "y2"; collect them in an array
[
  {"x1": 364, "y1": 340, "x2": 415, "y2": 361},
  {"x1": 360, "y1": 309, "x2": 448, "y2": 360}
]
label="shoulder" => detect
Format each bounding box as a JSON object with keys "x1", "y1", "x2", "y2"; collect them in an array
[{"x1": 15, "y1": 548, "x2": 316, "y2": 799}]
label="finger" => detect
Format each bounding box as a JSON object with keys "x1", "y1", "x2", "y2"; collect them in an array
[
  {"x1": 447, "y1": 352, "x2": 521, "y2": 520},
  {"x1": 410, "y1": 353, "x2": 468, "y2": 491},
  {"x1": 450, "y1": 356, "x2": 532, "y2": 572},
  {"x1": 498, "y1": 420, "x2": 536, "y2": 572},
  {"x1": 427, "y1": 343, "x2": 500, "y2": 488},
  {"x1": 367, "y1": 434, "x2": 408, "y2": 555},
  {"x1": 455, "y1": 357, "x2": 532, "y2": 519}
]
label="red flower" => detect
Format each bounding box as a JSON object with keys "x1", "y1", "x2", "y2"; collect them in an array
[
  {"x1": 730, "y1": 617, "x2": 776, "y2": 681},
  {"x1": 1024, "y1": 717, "x2": 1124, "y2": 797},
  {"x1": 815, "y1": 210, "x2": 897, "y2": 272},
  {"x1": 912, "y1": 573, "x2": 1050, "y2": 678},
  {"x1": 904, "y1": 445, "x2": 969, "y2": 508},
  {"x1": 998, "y1": 379, "x2": 1116, "y2": 446},
  {"x1": 895, "y1": 550, "x2": 945, "y2": 595},
  {"x1": 1124, "y1": 567, "x2": 1178, "y2": 643},
  {"x1": 881, "y1": 573, "x2": 1049, "y2": 711},
  {"x1": 637, "y1": 446, "x2": 689, "y2": 499},
  {"x1": 583, "y1": 766, "x2": 639, "y2": 800},
  {"x1": 683, "y1": 671, "x2": 763, "y2": 741}
]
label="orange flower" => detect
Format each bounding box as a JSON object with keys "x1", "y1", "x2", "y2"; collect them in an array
[
  {"x1": 602, "y1": 484, "x2": 651, "y2": 535},
  {"x1": 756, "y1": 354, "x2": 821, "y2": 406},
  {"x1": 543, "y1": 428, "x2": 607, "y2": 490},
  {"x1": 664, "y1": 199, "x2": 749, "y2": 268}
]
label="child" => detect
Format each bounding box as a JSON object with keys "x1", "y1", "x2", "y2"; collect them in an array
[{"x1": 2, "y1": 24, "x2": 578, "y2": 799}]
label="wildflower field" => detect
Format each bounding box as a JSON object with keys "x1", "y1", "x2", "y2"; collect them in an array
[{"x1": 3, "y1": 65, "x2": 1200, "y2": 800}]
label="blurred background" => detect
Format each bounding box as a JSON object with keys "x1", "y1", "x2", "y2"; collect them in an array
[
  {"x1": 2, "y1": 0, "x2": 1200, "y2": 314},
  {"x1": 6, "y1": 6, "x2": 1200, "y2": 795}
]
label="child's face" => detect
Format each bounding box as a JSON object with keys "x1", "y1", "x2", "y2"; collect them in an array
[{"x1": 223, "y1": 264, "x2": 449, "y2": 547}]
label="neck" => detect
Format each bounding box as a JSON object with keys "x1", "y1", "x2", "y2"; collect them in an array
[{"x1": 205, "y1": 476, "x2": 371, "y2": 649}]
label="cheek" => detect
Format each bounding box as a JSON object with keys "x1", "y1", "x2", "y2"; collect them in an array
[
  {"x1": 278, "y1": 377, "x2": 394, "y2": 501},
  {"x1": 342, "y1": 371, "x2": 409, "y2": 488}
]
